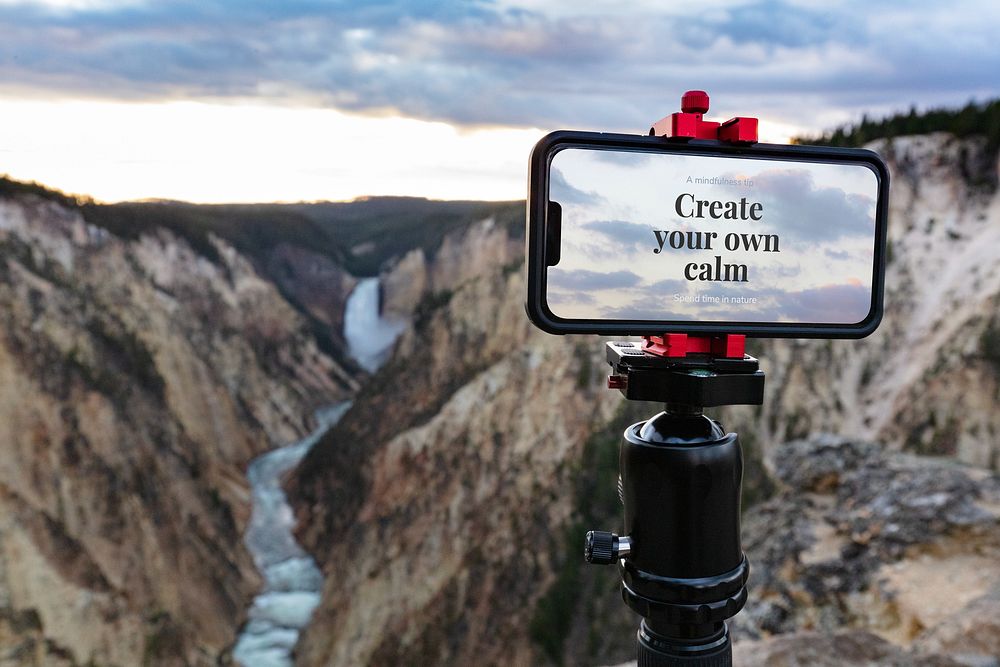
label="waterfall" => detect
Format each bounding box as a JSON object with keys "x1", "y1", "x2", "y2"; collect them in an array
[{"x1": 343, "y1": 277, "x2": 407, "y2": 372}]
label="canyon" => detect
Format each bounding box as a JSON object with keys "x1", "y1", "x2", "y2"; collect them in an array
[
  {"x1": 0, "y1": 127, "x2": 996, "y2": 666},
  {"x1": 0, "y1": 183, "x2": 518, "y2": 665}
]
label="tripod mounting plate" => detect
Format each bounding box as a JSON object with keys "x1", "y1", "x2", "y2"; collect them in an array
[{"x1": 606, "y1": 341, "x2": 764, "y2": 407}]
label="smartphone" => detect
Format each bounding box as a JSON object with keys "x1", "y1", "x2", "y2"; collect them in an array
[{"x1": 526, "y1": 131, "x2": 889, "y2": 338}]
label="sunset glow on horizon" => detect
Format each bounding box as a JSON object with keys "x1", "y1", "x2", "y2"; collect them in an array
[
  {"x1": 0, "y1": 97, "x2": 807, "y2": 204},
  {"x1": 0, "y1": 98, "x2": 550, "y2": 204}
]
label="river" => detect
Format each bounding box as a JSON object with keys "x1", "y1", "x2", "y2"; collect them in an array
[{"x1": 233, "y1": 276, "x2": 404, "y2": 666}]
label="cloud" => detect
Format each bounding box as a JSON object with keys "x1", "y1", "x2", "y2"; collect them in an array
[
  {"x1": 546, "y1": 266, "x2": 646, "y2": 318},
  {"x1": 547, "y1": 290, "x2": 597, "y2": 306},
  {"x1": 746, "y1": 168, "x2": 875, "y2": 242},
  {"x1": 648, "y1": 278, "x2": 688, "y2": 293},
  {"x1": 678, "y1": 1, "x2": 865, "y2": 50},
  {"x1": 549, "y1": 168, "x2": 602, "y2": 206},
  {"x1": 695, "y1": 282, "x2": 872, "y2": 323},
  {"x1": 757, "y1": 263, "x2": 803, "y2": 279},
  {"x1": 581, "y1": 219, "x2": 653, "y2": 252},
  {"x1": 548, "y1": 275, "x2": 871, "y2": 324},
  {"x1": 1, "y1": 1, "x2": 999, "y2": 131},
  {"x1": 600, "y1": 301, "x2": 689, "y2": 320},
  {"x1": 547, "y1": 267, "x2": 642, "y2": 290},
  {"x1": 592, "y1": 150, "x2": 651, "y2": 168},
  {"x1": 775, "y1": 282, "x2": 872, "y2": 323}
]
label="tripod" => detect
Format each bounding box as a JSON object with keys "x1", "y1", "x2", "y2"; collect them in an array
[{"x1": 585, "y1": 334, "x2": 764, "y2": 666}]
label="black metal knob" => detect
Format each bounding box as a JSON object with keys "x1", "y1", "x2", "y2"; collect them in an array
[
  {"x1": 585, "y1": 531, "x2": 631, "y2": 564},
  {"x1": 585, "y1": 531, "x2": 614, "y2": 564}
]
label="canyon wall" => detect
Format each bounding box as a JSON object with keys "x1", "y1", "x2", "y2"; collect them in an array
[{"x1": 0, "y1": 191, "x2": 354, "y2": 666}]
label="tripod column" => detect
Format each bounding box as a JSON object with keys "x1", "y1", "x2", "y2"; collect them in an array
[{"x1": 620, "y1": 406, "x2": 748, "y2": 666}]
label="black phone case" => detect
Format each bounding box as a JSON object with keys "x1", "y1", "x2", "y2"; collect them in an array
[{"x1": 525, "y1": 130, "x2": 890, "y2": 338}]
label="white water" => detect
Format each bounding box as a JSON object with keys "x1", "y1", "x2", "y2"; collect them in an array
[
  {"x1": 234, "y1": 276, "x2": 403, "y2": 666},
  {"x1": 344, "y1": 277, "x2": 407, "y2": 372},
  {"x1": 232, "y1": 403, "x2": 350, "y2": 667}
]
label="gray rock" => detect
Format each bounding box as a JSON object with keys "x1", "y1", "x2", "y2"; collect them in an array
[
  {"x1": 771, "y1": 434, "x2": 883, "y2": 492},
  {"x1": 740, "y1": 435, "x2": 1000, "y2": 657},
  {"x1": 913, "y1": 588, "x2": 1000, "y2": 667},
  {"x1": 835, "y1": 456, "x2": 993, "y2": 559},
  {"x1": 732, "y1": 631, "x2": 966, "y2": 667}
]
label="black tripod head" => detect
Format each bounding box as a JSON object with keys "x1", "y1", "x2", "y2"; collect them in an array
[{"x1": 587, "y1": 339, "x2": 764, "y2": 666}]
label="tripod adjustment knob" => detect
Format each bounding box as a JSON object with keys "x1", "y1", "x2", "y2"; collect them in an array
[{"x1": 585, "y1": 531, "x2": 632, "y2": 565}]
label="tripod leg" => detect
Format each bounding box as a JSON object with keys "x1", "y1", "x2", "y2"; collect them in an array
[{"x1": 637, "y1": 619, "x2": 732, "y2": 667}]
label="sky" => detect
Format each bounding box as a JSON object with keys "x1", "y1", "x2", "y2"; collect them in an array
[
  {"x1": 1, "y1": 0, "x2": 998, "y2": 203},
  {"x1": 547, "y1": 149, "x2": 878, "y2": 324}
]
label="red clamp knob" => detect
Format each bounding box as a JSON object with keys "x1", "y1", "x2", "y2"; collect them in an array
[{"x1": 680, "y1": 90, "x2": 710, "y2": 115}]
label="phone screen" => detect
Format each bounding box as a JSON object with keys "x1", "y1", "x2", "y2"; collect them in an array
[{"x1": 546, "y1": 147, "x2": 882, "y2": 325}]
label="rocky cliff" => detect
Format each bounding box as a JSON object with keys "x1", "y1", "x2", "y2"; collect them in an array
[
  {"x1": 288, "y1": 132, "x2": 1000, "y2": 666},
  {"x1": 379, "y1": 214, "x2": 524, "y2": 321},
  {"x1": 0, "y1": 187, "x2": 355, "y2": 666},
  {"x1": 732, "y1": 435, "x2": 1000, "y2": 666},
  {"x1": 610, "y1": 436, "x2": 1000, "y2": 667},
  {"x1": 260, "y1": 241, "x2": 358, "y2": 354}
]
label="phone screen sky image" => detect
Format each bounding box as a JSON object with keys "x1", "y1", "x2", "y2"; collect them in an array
[{"x1": 546, "y1": 147, "x2": 881, "y2": 324}]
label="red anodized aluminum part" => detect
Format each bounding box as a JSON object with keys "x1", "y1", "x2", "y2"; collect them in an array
[
  {"x1": 643, "y1": 90, "x2": 757, "y2": 360},
  {"x1": 648, "y1": 90, "x2": 758, "y2": 144},
  {"x1": 719, "y1": 116, "x2": 759, "y2": 143},
  {"x1": 607, "y1": 374, "x2": 627, "y2": 390},
  {"x1": 642, "y1": 334, "x2": 746, "y2": 359}
]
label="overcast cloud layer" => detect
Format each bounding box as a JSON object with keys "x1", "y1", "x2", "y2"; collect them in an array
[{"x1": 1, "y1": 0, "x2": 999, "y2": 132}]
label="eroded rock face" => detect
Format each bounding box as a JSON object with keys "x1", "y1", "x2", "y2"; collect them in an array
[
  {"x1": 378, "y1": 215, "x2": 523, "y2": 321},
  {"x1": 732, "y1": 631, "x2": 966, "y2": 667},
  {"x1": 0, "y1": 193, "x2": 353, "y2": 665},
  {"x1": 261, "y1": 241, "x2": 358, "y2": 349},
  {"x1": 736, "y1": 435, "x2": 1000, "y2": 666},
  {"x1": 379, "y1": 247, "x2": 427, "y2": 320}
]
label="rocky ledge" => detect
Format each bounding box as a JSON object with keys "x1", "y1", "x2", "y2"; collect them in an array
[{"x1": 732, "y1": 435, "x2": 1000, "y2": 666}]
